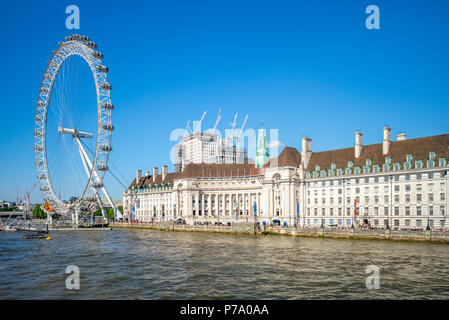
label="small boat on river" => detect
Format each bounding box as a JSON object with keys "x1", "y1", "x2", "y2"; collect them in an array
[{"x1": 23, "y1": 231, "x2": 51, "y2": 240}]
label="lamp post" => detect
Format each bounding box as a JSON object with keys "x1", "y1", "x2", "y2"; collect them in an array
[
  {"x1": 387, "y1": 174, "x2": 393, "y2": 229},
  {"x1": 303, "y1": 180, "x2": 307, "y2": 228},
  {"x1": 342, "y1": 178, "x2": 346, "y2": 228},
  {"x1": 350, "y1": 199, "x2": 355, "y2": 236},
  {"x1": 129, "y1": 188, "x2": 137, "y2": 224},
  {"x1": 234, "y1": 195, "x2": 238, "y2": 223},
  {"x1": 295, "y1": 200, "x2": 299, "y2": 229},
  {"x1": 216, "y1": 195, "x2": 220, "y2": 227},
  {"x1": 246, "y1": 194, "x2": 249, "y2": 223}
]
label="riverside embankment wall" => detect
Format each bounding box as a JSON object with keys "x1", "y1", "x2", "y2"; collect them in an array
[{"x1": 110, "y1": 222, "x2": 449, "y2": 243}]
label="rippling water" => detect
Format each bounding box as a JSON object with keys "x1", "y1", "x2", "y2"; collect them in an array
[{"x1": 0, "y1": 229, "x2": 448, "y2": 299}]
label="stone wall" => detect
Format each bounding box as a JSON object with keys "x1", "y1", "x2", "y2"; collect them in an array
[{"x1": 110, "y1": 222, "x2": 449, "y2": 243}]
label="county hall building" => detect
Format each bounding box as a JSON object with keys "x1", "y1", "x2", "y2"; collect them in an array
[{"x1": 123, "y1": 126, "x2": 449, "y2": 230}]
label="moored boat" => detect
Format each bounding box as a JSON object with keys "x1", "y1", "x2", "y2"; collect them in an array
[{"x1": 2, "y1": 225, "x2": 17, "y2": 232}]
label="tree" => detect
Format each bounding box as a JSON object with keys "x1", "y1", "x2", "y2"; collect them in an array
[
  {"x1": 117, "y1": 205, "x2": 123, "y2": 214},
  {"x1": 0, "y1": 207, "x2": 15, "y2": 212},
  {"x1": 32, "y1": 205, "x2": 47, "y2": 219},
  {"x1": 92, "y1": 208, "x2": 115, "y2": 219},
  {"x1": 107, "y1": 208, "x2": 115, "y2": 220}
]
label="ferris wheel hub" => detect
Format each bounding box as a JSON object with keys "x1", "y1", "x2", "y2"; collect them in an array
[{"x1": 58, "y1": 126, "x2": 93, "y2": 138}]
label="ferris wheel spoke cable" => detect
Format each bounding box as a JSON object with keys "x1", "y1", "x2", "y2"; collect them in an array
[
  {"x1": 66, "y1": 58, "x2": 76, "y2": 128},
  {"x1": 50, "y1": 62, "x2": 84, "y2": 197},
  {"x1": 60, "y1": 60, "x2": 73, "y2": 128},
  {"x1": 53, "y1": 136, "x2": 80, "y2": 203},
  {"x1": 55, "y1": 58, "x2": 72, "y2": 129},
  {"x1": 62, "y1": 135, "x2": 83, "y2": 196},
  {"x1": 49, "y1": 78, "x2": 62, "y2": 128},
  {"x1": 46, "y1": 134, "x2": 62, "y2": 164},
  {"x1": 109, "y1": 160, "x2": 130, "y2": 189},
  {"x1": 49, "y1": 143, "x2": 67, "y2": 197},
  {"x1": 53, "y1": 74, "x2": 69, "y2": 130},
  {"x1": 73, "y1": 58, "x2": 81, "y2": 126},
  {"x1": 80, "y1": 139, "x2": 128, "y2": 190}
]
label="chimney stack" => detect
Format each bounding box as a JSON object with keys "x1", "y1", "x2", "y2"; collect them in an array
[
  {"x1": 301, "y1": 137, "x2": 312, "y2": 169},
  {"x1": 162, "y1": 165, "x2": 168, "y2": 181},
  {"x1": 355, "y1": 131, "x2": 363, "y2": 158},
  {"x1": 397, "y1": 133, "x2": 406, "y2": 141},
  {"x1": 145, "y1": 171, "x2": 149, "y2": 177},
  {"x1": 136, "y1": 169, "x2": 142, "y2": 183},
  {"x1": 383, "y1": 126, "x2": 391, "y2": 155},
  {"x1": 153, "y1": 166, "x2": 158, "y2": 183}
]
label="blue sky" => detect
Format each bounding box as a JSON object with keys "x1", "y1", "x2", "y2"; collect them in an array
[{"x1": 1, "y1": 0, "x2": 448, "y2": 203}]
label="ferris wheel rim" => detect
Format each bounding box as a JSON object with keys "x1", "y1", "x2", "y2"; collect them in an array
[{"x1": 34, "y1": 35, "x2": 113, "y2": 214}]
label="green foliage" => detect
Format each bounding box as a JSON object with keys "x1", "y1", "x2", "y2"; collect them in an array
[
  {"x1": 117, "y1": 205, "x2": 123, "y2": 214},
  {"x1": 0, "y1": 207, "x2": 16, "y2": 212},
  {"x1": 32, "y1": 205, "x2": 47, "y2": 219},
  {"x1": 92, "y1": 208, "x2": 114, "y2": 220},
  {"x1": 107, "y1": 208, "x2": 115, "y2": 220}
]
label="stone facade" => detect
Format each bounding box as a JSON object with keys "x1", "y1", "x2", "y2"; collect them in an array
[{"x1": 123, "y1": 127, "x2": 449, "y2": 230}]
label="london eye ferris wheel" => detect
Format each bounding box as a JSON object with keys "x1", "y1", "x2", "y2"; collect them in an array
[{"x1": 34, "y1": 34, "x2": 119, "y2": 219}]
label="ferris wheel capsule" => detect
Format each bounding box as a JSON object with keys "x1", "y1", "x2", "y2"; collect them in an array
[
  {"x1": 101, "y1": 83, "x2": 112, "y2": 90},
  {"x1": 102, "y1": 124, "x2": 114, "y2": 131},
  {"x1": 92, "y1": 51, "x2": 104, "y2": 59},
  {"x1": 100, "y1": 145, "x2": 112, "y2": 152},
  {"x1": 97, "y1": 65, "x2": 109, "y2": 73},
  {"x1": 87, "y1": 41, "x2": 97, "y2": 49},
  {"x1": 102, "y1": 103, "x2": 114, "y2": 110}
]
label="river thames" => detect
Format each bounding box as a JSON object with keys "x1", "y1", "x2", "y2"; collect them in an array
[{"x1": 0, "y1": 229, "x2": 448, "y2": 299}]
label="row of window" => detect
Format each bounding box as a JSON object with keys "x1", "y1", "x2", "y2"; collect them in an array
[
  {"x1": 306, "y1": 205, "x2": 446, "y2": 216},
  {"x1": 305, "y1": 218, "x2": 446, "y2": 228},
  {"x1": 308, "y1": 193, "x2": 446, "y2": 205},
  {"x1": 309, "y1": 182, "x2": 445, "y2": 197},
  {"x1": 307, "y1": 171, "x2": 446, "y2": 187},
  {"x1": 308, "y1": 153, "x2": 445, "y2": 179}
]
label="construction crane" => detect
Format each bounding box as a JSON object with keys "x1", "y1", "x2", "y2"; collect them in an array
[
  {"x1": 228, "y1": 112, "x2": 238, "y2": 146},
  {"x1": 24, "y1": 182, "x2": 37, "y2": 214},
  {"x1": 235, "y1": 114, "x2": 248, "y2": 145},
  {"x1": 193, "y1": 111, "x2": 207, "y2": 133},
  {"x1": 183, "y1": 120, "x2": 191, "y2": 138},
  {"x1": 231, "y1": 112, "x2": 238, "y2": 135},
  {"x1": 209, "y1": 107, "x2": 222, "y2": 135}
]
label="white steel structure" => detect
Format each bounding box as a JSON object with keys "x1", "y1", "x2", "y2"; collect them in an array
[{"x1": 34, "y1": 34, "x2": 121, "y2": 221}]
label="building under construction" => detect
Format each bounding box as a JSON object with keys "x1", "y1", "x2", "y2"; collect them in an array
[{"x1": 174, "y1": 109, "x2": 249, "y2": 172}]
